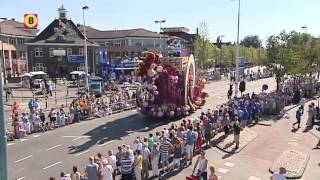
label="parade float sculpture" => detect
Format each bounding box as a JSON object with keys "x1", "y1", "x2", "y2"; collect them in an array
[{"x1": 137, "y1": 51, "x2": 208, "y2": 118}]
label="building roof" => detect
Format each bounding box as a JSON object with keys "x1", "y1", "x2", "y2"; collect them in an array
[
  {"x1": 86, "y1": 28, "x2": 162, "y2": 39},
  {"x1": 161, "y1": 27, "x2": 190, "y2": 33},
  {"x1": 0, "y1": 20, "x2": 36, "y2": 37},
  {"x1": 28, "y1": 19, "x2": 97, "y2": 46}
]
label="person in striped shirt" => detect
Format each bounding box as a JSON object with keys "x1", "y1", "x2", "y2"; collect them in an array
[
  {"x1": 160, "y1": 136, "x2": 173, "y2": 174},
  {"x1": 120, "y1": 151, "x2": 133, "y2": 180}
]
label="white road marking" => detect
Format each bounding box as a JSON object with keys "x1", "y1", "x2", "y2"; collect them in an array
[
  {"x1": 99, "y1": 140, "x2": 114, "y2": 147},
  {"x1": 288, "y1": 142, "x2": 298, "y2": 146},
  {"x1": 46, "y1": 144, "x2": 62, "y2": 151},
  {"x1": 292, "y1": 136, "x2": 300, "y2": 139},
  {"x1": 289, "y1": 139, "x2": 297, "y2": 142},
  {"x1": 33, "y1": 134, "x2": 40, "y2": 138},
  {"x1": 217, "y1": 167, "x2": 229, "y2": 174},
  {"x1": 63, "y1": 135, "x2": 90, "y2": 138},
  {"x1": 248, "y1": 176, "x2": 261, "y2": 180},
  {"x1": 17, "y1": 177, "x2": 26, "y2": 180},
  {"x1": 20, "y1": 138, "x2": 29, "y2": 142},
  {"x1": 224, "y1": 162, "x2": 235, "y2": 167},
  {"x1": 7, "y1": 142, "x2": 15, "y2": 146},
  {"x1": 15, "y1": 155, "x2": 32, "y2": 163},
  {"x1": 72, "y1": 136, "x2": 89, "y2": 141},
  {"x1": 74, "y1": 150, "x2": 90, "y2": 157},
  {"x1": 43, "y1": 161, "x2": 62, "y2": 170}
]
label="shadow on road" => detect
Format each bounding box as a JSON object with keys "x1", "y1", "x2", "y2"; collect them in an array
[{"x1": 67, "y1": 114, "x2": 173, "y2": 154}]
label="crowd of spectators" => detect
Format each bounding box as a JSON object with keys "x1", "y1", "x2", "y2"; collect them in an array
[
  {"x1": 50, "y1": 91, "x2": 277, "y2": 180},
  {"x1": 7, "y1": 88, "x2": 137, "y2": 141}
]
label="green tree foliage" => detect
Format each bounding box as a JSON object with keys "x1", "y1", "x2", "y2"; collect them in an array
[
  {"x1": 240, "y1": 35, "x2": 262, "y2": 48},
  {"x1": 194, "y1": 21, "x2": 215, "y2": 67},
  {"x1": 266, "y1": 30, "x2": 320, "y2": 90}
]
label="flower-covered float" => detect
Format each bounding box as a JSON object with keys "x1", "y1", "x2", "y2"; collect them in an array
[{"x1": 136, "y1": 51, "x2": 208, "y2": 118}]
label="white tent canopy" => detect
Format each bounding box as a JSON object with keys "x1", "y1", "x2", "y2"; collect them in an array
[
  {"x1": 29, "y1": 71, "x2": 47, "y2": 75},
  {"x1": 70, "y1": 71, "x2": 87, "y2": 75}
]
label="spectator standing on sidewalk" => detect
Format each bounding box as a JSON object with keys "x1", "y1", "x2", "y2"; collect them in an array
[
  {"x1": 85, "y1": 156, "x2": 99, "y2": 180},
  {"x1": 120, "y1": 151, "x2": 134, "y2": 180},
  {"x1": 160, "y1": 136, "x2": 173, "y2": 173},
  {"x1": 141, "y1": 143, "x2": 150, "y2": 179},
  {"x1": 270, "y1": 167, "x2": 286, "y2": 180},
  {"x1": 293, "y1": 107, "x2": 302, "y2": 129},
  {"x1": 70, "y1": 166, "x2": 81, "y2": 180},
  {"x1": 150, "y1": 143, "x2": 160, "y2": 177},
  {"x1": 233, "y1": 118, "x2": 241, "y2": 150},
  {"x1": 186, "y1": 126, "x2": 196, "y2": 165},
  {"x1": 208, "y1": 166, "x2": 218, "y2": 180},
  {"x1": 194, "y1": 151, "x2": 208, "y2": 180},
  {"x1": 106, "y1": 150, "x2": 117, "y2": 180},
  {"x1": 133, "y1": 150, "x2": 143, "y2": 180}
]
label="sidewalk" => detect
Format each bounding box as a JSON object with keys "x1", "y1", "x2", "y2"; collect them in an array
[{"x1": 212, "y1": 127, "x2": 258, "y2": 153}]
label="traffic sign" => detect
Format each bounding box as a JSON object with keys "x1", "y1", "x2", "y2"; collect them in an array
[
  {"x1": 68, "y1": 55, "x2": 85, "y2": 62},
  {"x1": 24, "y1": 14, "x2": 38, "y2": 29}
]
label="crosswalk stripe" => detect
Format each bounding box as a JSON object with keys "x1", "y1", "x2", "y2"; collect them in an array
[
  {"x1": 248, "y1": 176, "x2": 261, "y2": 180},
  {"x1": 224, "y1": 162, "x2": 235, "y2": 167},
  {"x1": 217, "y1": 168, "x2": 229, "y2": 174}
]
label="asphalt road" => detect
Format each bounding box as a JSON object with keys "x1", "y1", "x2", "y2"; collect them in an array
[{"x1": 7, "y1": 78, "x2": 277, "y2": 180}]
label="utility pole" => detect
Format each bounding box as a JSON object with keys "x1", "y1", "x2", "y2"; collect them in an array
[
  {"x1": 0, "y1": 17, "x2": 8, "y2": 180},
  {"x1": 234, "y1": 0, "x2": 241, "y2": 97},
  {"x1": 82, "y1": 6, "x2": 89, "y2": 93}
]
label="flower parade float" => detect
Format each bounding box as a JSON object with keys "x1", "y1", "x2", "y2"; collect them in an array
[{"x1": 136, "y1": 51, "x2": 208, "y2": 118}]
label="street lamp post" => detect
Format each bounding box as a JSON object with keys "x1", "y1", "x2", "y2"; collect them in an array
[
  {"x1": 218, "y1": 35, "x2": 225, "y2": 75},
  {"x1": 155, "y1": 20, "x2": 166, "y2": 54},
  {"x1": 82, "y1": 6, "x2": 89, "y2": 94},
  {"x1": 301, "y1": 26, "x2": 307, "y2": 34},
  {"x1": 234, "y1": 0, "x2": 241, "y2": 97},
  {"x1": 0, "y1": 17, "x2": 8, "y2": 180}
]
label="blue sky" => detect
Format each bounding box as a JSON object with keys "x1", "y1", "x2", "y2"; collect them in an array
[{"x1": 1, "y1": 0, "x2": 319, "y2": 44}]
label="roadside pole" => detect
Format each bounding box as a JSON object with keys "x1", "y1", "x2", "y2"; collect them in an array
[{"x1": 0, "y1": 52, "x2": 9, "y2": 180}]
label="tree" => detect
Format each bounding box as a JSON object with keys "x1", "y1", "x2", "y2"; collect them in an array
[
  {"x1": 240, "y1": 35, "x2": 262, "y2": 48},
  {"x1": 195, "y1": 21, "x2": 214, "y2": 68}
]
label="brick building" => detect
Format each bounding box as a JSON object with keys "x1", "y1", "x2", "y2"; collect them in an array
[
  {"x1": 0, "y1": 19, "x2": 36, "y2": 76},
  {"x1": 26, "y1": 5, "x2": 100, "y2": 78}
]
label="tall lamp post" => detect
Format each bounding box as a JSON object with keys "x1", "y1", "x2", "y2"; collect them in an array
[
  {"x1": 155, "y1": 20, "x2": 166, "y2": 54},
  {"x1": 82, "y1": 6, "x2": 89, "y2": 93},
  {"x1": 234, "y1": 0, "x2": 241, "y2": 97},
  {"x1": 217, "y1": 35, "x2": 225, "y2": 75},
  {"x1": 0, "y1": 17, "x2": 9, "y2": 180},
  {"x1": 0, "y1": 18, "x2": 8, "y2": 102},
  {"x1": 301, "y1": 26, "x2": 307, "y2": 34}
]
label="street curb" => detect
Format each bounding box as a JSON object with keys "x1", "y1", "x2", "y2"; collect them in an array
[{"x1": 269, "y1": 150, "x2": 310, "y2": 179}]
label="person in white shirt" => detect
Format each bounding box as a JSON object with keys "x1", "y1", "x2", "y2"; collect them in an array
[
  {"x1": 132, "y1": 138, "x2": 143, "y2": 152},
  {"x1": 270, "y1": 167, "x2": 286, "y2": 180},
  {"x1": 100, "y1": 163, "x2": 114, "y2": 180},
  {"x1": 106, "y1": 150, "x2": 117, "y2": 180}
]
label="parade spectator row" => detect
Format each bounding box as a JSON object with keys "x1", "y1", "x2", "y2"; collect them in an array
[{"x1": 8, "y1": 90, "x2": 137, "y2": 140}]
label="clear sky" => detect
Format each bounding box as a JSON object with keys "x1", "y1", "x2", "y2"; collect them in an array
[{"x1": 1, "y1": 0, "x2": 319, "y2": 44}]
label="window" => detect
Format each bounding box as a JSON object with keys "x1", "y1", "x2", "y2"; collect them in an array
[
  {"x1": 114, "y1": 40, "x2": 121, "y2": 47},
  {"x1": 17, "y1": 38, "x2": 25, "y2": 45},
  {"x1": 67, "y1": 48, "x2": 72, "y2": 56},
  {"x1": 33, "y1": 63, "x2": 46, "y2": 72},
  {"x1": 19, "y1": 51, "x2": 27, "y2": 60},
  {"x1": 11, "y1": 51, "x2": 17, "y2": 59},
  {"x1": 35, "y1": 47, "x2": 43, "y2": 57},
  {"x1": 49, "y1": 48, "x2": 54, "y2": 57},
  {"x1": 79, "y1": 48, "x2": 84, "y2": 55},
  {"x1": 9, "y1": 38, "x2": 16, "y2": 45}
]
